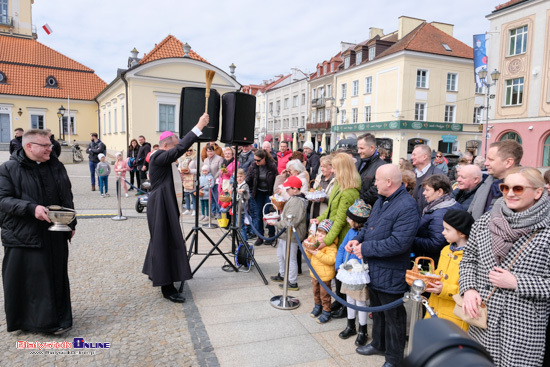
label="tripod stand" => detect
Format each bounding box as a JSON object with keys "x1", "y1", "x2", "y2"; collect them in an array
[
  {"x1": 185, "y1": 141, "x2": 237, "y2": 271},
  {"x1": 191, "y1": 143, "x2": 268, "y2": 285}
]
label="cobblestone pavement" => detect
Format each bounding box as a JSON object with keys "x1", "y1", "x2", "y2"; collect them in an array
[{"x1": 0, "y1": 155, "x2": 218, "y2": 367}]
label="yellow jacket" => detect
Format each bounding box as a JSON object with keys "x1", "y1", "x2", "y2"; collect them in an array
[
  {"x1": 305, "y1": 238, "x2": 338, "y2": 282},
  {"x1": 426, "y1": 244, "x2": 469, "y2": 331}
]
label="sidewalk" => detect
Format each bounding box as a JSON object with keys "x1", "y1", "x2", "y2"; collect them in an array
[{"x1": 0, "y1": 152, "x2": 389, "y2": 367}]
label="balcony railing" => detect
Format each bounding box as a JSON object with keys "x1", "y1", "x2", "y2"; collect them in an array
[
  {"x1": 306, "y1": 121, "x2": 332, "y2": 130},
  {"x1": 0, "y1": 16, "x2": 13, "y2": 27},
  {"x1": 311, "y1": 98, "x2": 326, "y2": 108}
]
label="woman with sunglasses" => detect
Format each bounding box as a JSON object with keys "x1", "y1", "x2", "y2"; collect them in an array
[
  {"x1": 459, "y1": 167, "x2": 550, "y2": 367},
  {"x1": 432, "y1": 151, "x2": 448, "y2": 175}
]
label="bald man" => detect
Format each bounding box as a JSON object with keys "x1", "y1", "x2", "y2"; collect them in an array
[
  {"x1": 451, "y1": 164, "x2": 484, "y2": 211},
  {"x1": 345, "y1": 164, "x2": 419, "y2": 365}
]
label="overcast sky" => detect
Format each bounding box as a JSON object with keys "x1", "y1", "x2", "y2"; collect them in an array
[{"x1": 33, "y1": 0, "x2": 503, "y2": 86}]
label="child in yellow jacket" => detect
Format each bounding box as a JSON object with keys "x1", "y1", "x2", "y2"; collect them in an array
[
  {"x1": 305, "y1": 219, "x2": 338, "y2": 324},
  {"x1": 425, "y1": 209, "x2": 475, "y2": 331}
]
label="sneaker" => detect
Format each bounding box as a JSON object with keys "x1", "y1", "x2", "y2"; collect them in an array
[
  {"x1": 100, "y1": 194, "x2": 105, "y2": 198},
  {"x1": 270, "y1": 274, "x2": 284, "y2": 283},
  {"x1": 278, "y1": 283, "x2": 299, "y2": 291},
  {"x1": 190, "y1": 210, "x2": 195, "y2": 216},
  {"x1": 202, "y1": 216, "x2": 210, "y2": 222},
  {"x1": 105, "y1": 193, "x2": 110, "y2": 197},
  {"x1": 182, "y1": 210, "x2": 191, "y2": 215},
  {"x1": 199, "y1": 215, "x2": 205, "y2": 221},
  {"x1": 310, "y1": 304, "x2": 322, "y2": 318},
  {"x1": 125, "y1": 193, "x2": 129, "y2": 198},
  {"x1": 316, "y1": 310, "x2": 332, "y2": 324}
]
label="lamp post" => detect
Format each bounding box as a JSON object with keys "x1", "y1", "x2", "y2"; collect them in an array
[
  {"x1": 478, "y1": 68, "x2": 500, "y2": 157},
  {"x1": 229, "y1": 63, "x2": 236, "y2": 79},
  {"x1": 57, "y1": 105, "x2": 66, "y2": 142}
]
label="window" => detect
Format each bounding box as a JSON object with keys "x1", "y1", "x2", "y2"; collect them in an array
[
  {"x1": 318, "y1": 87, "x2": 324, "y2": 100},
  {"x1": 344, "y1": 56, "x2": 350, "y2": 69},
  {"x1": 543, "y1": 135, "x2": 550, "y2": 166},
  {"x1": 0, "y1": 71, "x2": 6, "y2": 84},
  {"x1": 31, "y1": 115, "x2": 44, "y2": 129},
  {"x1": 317, "y1": 68, "x2": 320, "y2": 77},
  {"x1": 500, "y1": 131, "x2": 522, "y2": 144},
  {"x1": 340, "y1": 110, "x2": 346, "y2": 123},
  {"x1": 473, "y1": 107, "x2": 482, "y2": 124},
  {"x1": 369, "y1": 47, "x2": 376, "y2": 61},
  {"x1": 301, "y1": 94, "x2": 305, "y2": 105},
  {"x1": 475, "y1": 85, "x2": 484, "y2": 94},
  {"x1": 62, "y1": 115, "x2": 75, "y2": 135},
  {"x1": 356, "y1": 51, "x2": 362, "y2": 65},
  {"x1": 45, "y1": 76, "x2": 58, "y2": 88},
  {"x1": 108, "y1": 111, "x2": 111, "y2": 134},
  {"x1": 301, "y1": 116, "x2": 305, "y2": 126},
  {"x1": 276, "y1": 101, "x2": 281, "y2": 112},
  {"x1": 415, "y1": 103, "x2": 426, "y2": 121},
  {"x1": 326, "y1": 84, "x2": 332, "y2": 98},
  {"x1": 121, "y1": 105, "x2": 125, "y2": 132},
  {"x1": 364, "y1": 106, "x2": 371, "y2": 122},
  {"x1": 323, "y1": 64, "x2": 327, "y2": 74},
  {"x1": 269, "y1": 102, "x2": 273, "y2": 113},
  {"x1": 311, "y1": 110, "x2": 317, "y2": 123},
  {"x1": 442, "y1": 43, "x2": 452, "y2": 52},
  {"x1": 0, "y1": 0, "x2": 8, "y2": 26},
  {"x1": 352, "y1": 108, "x2": 358, "y2": 123},
  {"x1": 292, "y1": 95, "x2": 298, "y2": 107},
  {"x1": 417, "y1": 69, "x2": 429, "y2": 88},
  {"x1": 284, "y1": 98, "x2": 289, "y2": 109},
  {"x1": 319, "y1": 109, "x2": 325, "y2": 122},
  {"x1": 330, "y1": 63, "x2": 334, "y2": 72},
  {"x1": 505, "y1": 77, "x2": 524, "y2": 106},
  {"x1": 352, "y1": 80, "x2": 359, "y2": 96},
  {"x1": 444, "y1": 105, "x2": 456, "y2": 122},
  {"x1": 103, "y1": 112, "x2": 106, "y2": 132},
  {"x1": 365, "y1": 76, "x2": 372, "y2": 94},
  {"x1": 447, "y1": 73, "x2": 458, "y2": 92},
  {"x1": 113, "y1": 108, "x2": 117, "y2": 133},
  {"x1": 509, "y1": 25, "x2": 527, "y2": 56},
  {"x1": 341, "y1": 83, "x2": 347, "y2": 99},
  {"x1": 159, "y1": 104, "x2": 175, "y2": 131},
  {"x1": 312, "y1": 88, "x2": 317, "y2": 99}
]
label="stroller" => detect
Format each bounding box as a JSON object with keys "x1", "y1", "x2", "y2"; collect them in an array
[{"x1": 135, "y1": 180, "x2": 151, "y2": 213}]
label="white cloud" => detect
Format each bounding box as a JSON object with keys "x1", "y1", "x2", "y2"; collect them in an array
[{"x1": 32, "y1": 0, "x2": 502, "y2": 85}]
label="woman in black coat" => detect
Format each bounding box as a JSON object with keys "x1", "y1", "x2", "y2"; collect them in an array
[
  {"x1": 245, "y1": 149, "x2": 278, "y2": 246},
  {"x1": 128, "y1": 138, "x2": 140, "y2": 190}
]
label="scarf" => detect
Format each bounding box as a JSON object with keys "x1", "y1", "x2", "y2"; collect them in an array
[
  {"x1": 423, "y1": 193, "x2": 454, "y2": 215},
  {"x1": 488, "y1": 190, "x2": 550, "y2": 264},
  {"x1": 433, "y1": 156, "x2": 445, "y2": 165},
  {"x1": 222, "y1": 157, "x2": 234, "y2": 168}
]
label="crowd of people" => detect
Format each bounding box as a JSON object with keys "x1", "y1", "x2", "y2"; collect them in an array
[{"x1": 2, "y1": 123, "x2": 549, "y2": 367}]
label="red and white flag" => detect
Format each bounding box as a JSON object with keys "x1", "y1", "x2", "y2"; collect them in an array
[{"x1": 42, "y1": 24, "x2": 52, "y2": 35}]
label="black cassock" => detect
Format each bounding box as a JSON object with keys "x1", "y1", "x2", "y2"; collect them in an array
[{"x1": 142, "y1": 132, "x2": 198, "y2": 286}]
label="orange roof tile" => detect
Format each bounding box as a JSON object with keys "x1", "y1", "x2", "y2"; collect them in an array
[
  {"x1": 0, "y1": 35, "x2": 106, "y2": 100},
  {"x1": 260, "y1": 75, "x2": 290, "y2": 93},
  {"x1": 494, "y1": 0, "x2": 528, "y2": 11},
  {"x1": 241, "y1": 84, "x2": 262, "y2": 96},
  {"x1": 377, "y1": 23, "x2": 472, "y2": 60},
  {"x1": 139, "y1": 35, "x2": 208, "y2": 65}
]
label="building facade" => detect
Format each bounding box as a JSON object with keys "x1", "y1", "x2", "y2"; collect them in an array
[{"x1": 485, "y1": 0, "x2": 550, "y2": 167}]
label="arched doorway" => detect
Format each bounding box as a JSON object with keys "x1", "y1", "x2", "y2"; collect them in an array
[
  {"x1": 499, "y1": 131, "x2": 522, "y2": 144},
  {"x1": 407, "y1": 138, "x2": 429, "y2": 155},
  {"x1": 543, "y1": 134, "x2": 550, "y2": 167}
]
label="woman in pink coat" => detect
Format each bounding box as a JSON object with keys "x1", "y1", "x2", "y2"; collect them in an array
[
  {"x1": 218, "y1": 147, "x2": 238, "y2": 206},
  {"x1": 114, "y1": 152, "x2": 129, "y2": 197}
]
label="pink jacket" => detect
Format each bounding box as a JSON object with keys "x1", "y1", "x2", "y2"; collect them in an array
[{"x1": 114, "y1": 158, "x2": 129, "y2": 177}]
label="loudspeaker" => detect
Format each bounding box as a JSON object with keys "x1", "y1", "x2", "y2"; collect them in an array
[
  {"x1": 221, "y1": 91, "x2": 256, "y2": 144},
  {"x1": 179, "y1": 87, "x2": 220, "y2": 142}
]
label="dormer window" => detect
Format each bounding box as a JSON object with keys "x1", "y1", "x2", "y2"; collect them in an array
[
  {"x1": 317, "y1": 67, "x2": 320, "y2": 77},
  {"x1": 368, "y1": 47, "x2": 376, "y2": 61},
  {"x1": 0, "y1": 71, "x2": 6, "y2": 84},
  {"x1": 45, "y1": 76, "x2": 58, "y2": 88},
  {"x1": 344, "y1": 56, "x2": 350, "y2": 69},
  {"x1": 323, "y1": 64, "x2": 327, "y2": 74},
  {"x1": 331, "y1": 63, "x2": 334, "y2": 72},
  {"x1": 356, "y1": 51, "x2": 362, "y2": 65}
]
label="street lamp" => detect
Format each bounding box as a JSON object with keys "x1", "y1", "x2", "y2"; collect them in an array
[
  {"x1": 57, "y1": 105, "x2": 66, "y2": 141},
  {"x1": 229, "y1": 63, "x2": 236, "y2": 79},
  {"x1": 478, "y1": 68, "x2": 500, "y2": 157}
]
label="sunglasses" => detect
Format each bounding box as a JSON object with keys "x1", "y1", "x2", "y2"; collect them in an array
[
  {"x1": 254, "y1": 158, "x2": 262, "y2": 162},
  {"x1": 436, "y1": 155, "x2": 442, "y2": 158},
  {"x1": 499, "y1": 183, "x2": 536, "y2": 195}
]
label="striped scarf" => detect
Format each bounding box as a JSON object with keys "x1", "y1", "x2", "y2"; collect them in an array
[{"x1": 488, "y1": 191, "x2": 550, "y2": 264}]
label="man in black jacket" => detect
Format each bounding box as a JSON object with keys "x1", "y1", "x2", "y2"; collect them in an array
[
  {"x1": 356, "y1": 133, "x2": 386, "y2": 206},
  {"x1": 9, "y1": 127, "x2": 23, "y2": 154},
  {"x1": 451, "y1": 164, "x2": 483, "y2": 211},
  {"x1": 411, "y1": 144, "x2": 445, "y2": 213},
  {"x1": 303, "y1": 141, "x2": 320, "y2": 186},
  {"x1": 85, "y1": 133, "x2": 106, "y2": 191},
  {"x1": 136, "y1": 135, "x2": 151, "y2": 190},
  {"x1": 0, "y1": 129, "x2": 76, "y2": 335}
]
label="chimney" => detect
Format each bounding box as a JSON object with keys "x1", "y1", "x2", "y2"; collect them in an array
[
  {"x1": 340, "y1": 41, "x2": 356, "y2": 53},
  {"x1": 369, "y1": 27, "x2": 384, "y2": 39},
  {"x1": 130, "y1": 48, "x2": 139, "y2": 59},
  {"x1": 398, "y1": 16, "x2": 425, "y2": 40},
  {"x1": 431, "y1": 22, "x2": 454, "y2": 36}
]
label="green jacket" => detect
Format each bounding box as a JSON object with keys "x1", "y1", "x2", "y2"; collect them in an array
[{"x1": 317, "y1": 182, "x2": 360, "y2": 247}]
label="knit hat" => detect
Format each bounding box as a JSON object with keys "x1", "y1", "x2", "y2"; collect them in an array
[
  {"x1": 346, "y1": 199, "x2": 371, "y2": 224},
  {"x1": 115, "y1": 152, "x2": 122, "y2": 157},
  {"x1": 201, "y1": 165, "x2": 210, "y2": 172},
  {"x1": 159, "y1": 131, "x2": 175, "y2": 142},
  {"x1": 303, "y1": 141, "x2": 314, "y2": 150},
  {"x1": 98, "y1": 153, "x2": 105, "y2": 160},
  {"x1": 443, "y1": 210, "x2": 475, "y2": 236},
  {"x1": 318, "y1": 219, "x2": 333, "y2": 234},
  {"x1": 282, "y1": 176, "x2": 302, "y2": 189}
]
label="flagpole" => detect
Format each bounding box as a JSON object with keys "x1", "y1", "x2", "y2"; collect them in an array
[{"x1": 67, "y1": 95, "x2": 71, "y2": 143}]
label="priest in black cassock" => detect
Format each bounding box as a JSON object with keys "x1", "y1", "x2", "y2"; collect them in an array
[
  {"x1": 0, "y1": 129, "x2": 76, "y2": 334},
  {"x1": 142, "y1": 113, "x2": 209, "y2": 303}
]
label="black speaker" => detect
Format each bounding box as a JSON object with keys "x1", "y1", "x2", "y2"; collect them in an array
[
  {"x1": 179, "y1": 87, "x2": 220, "y2": 142},
  {"x1": 221, "y1": 91, "x2": 256, "y2": 144}
]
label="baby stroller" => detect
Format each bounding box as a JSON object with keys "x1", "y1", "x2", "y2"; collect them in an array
[{"x1": 135, "y1": 180, "x2": 151, "y2": 213}]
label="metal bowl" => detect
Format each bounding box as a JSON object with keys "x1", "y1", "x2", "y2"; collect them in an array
[{"x1": 47, "y1": 206, "x2": 76, "y2": 232}]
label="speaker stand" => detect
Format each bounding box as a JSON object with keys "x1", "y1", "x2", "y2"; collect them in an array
[
  {"x1": 186, "y1": 141, "x2": 238, "y2": 271},
  {"x1": 191, "y1": 143, "x2": 268, "y2": 285}
]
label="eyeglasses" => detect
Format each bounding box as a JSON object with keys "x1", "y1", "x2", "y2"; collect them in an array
[
  {"x1": 254, "y1": 158, "x2": 262, "y2": 162},
  {"x1": 499, "y1": 183, "x2": 537, "y2": 195},
  {"x1": 30, "y1": 142, "x2": 54, "y2": 149},
  {"x1": 436, "y1": 155, "x2": 442, "y2": 158}
]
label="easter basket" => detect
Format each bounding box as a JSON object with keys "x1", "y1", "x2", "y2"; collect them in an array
[
  {"x1": 336, "y1": 252, "x2": 370, "y2": 292},
  {"x1": 270, "y1": 194, "x2": 286, "y2": 211},
  {"x1": 262, "y1": 203, "x2": 280, "y2": 226},
  {"x1": 405, "y1": 256, "x2": 442, "y2": 287},
  {"x1": 305, "y1": 180, "x2": 327, "y2": 201}
]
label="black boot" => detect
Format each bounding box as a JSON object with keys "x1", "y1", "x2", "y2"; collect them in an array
[
  {"x1": 332, "y1": 306, "x2": 347, "y2": 319},
  {"x1": 355, "y1": 323, "x2": 368, "y2": 346},
  {"x1": 339, "y1": 317, "x2": 357, "y2": 339}
]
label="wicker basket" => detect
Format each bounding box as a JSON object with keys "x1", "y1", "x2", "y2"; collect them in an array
[
  {"x1": 219, "y1": 193, "x2": 232, "y2": 203},
  {"x1": 271, "y1": 197, "x2": 286, "y2": 211},
  {"x1": 405, "y1": 256, "x2": 442, "y2": 287}
]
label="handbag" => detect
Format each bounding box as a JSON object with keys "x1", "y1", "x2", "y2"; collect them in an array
[
  {"x1": 182, "y1": 175, "x2": 194, "y2": 190},
  {"x1": 452, "y1": 230, "x2": 539, "y2": 329}
]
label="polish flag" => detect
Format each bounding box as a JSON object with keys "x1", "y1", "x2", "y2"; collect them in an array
[{"x1": 42, "y1": 24, "x2": 52, "y2": 35}]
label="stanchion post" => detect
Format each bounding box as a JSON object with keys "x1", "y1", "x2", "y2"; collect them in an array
[
  {"x1": 270, "y1": 215, "x2": 300, "y2": 310},
  {"x1": 406, "y1": 279, "x2": 426, "y2": 355},
  {"x1": 203, "y1": 181, "x2": 218, "y2": 229},
  {"x1": 112, "y1": 173, "x2": 127, "y2": 221}
]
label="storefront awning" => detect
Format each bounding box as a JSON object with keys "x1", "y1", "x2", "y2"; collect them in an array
[{"x1": 264, "y1": 134, "x2": 273, "y2": 142}]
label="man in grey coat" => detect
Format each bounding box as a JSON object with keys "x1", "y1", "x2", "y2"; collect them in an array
[{"x1": 468, "y1": 140, "x2": 522, "y2": 220}]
